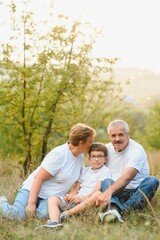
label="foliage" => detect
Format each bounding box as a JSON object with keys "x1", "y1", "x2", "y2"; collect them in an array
[
  {"x1": 144, "y1": 101, "x2": 160, "y2": 150},
  {"x1": 0, "y1": 1, "x2": 121, "y2": 174}
]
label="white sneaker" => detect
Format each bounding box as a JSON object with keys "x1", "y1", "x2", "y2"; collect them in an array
[
  {"x1": 99, "y1": 209, "x2": 124, "y2": 223},
  {"x1": 0, "y1": 196, "x2": 8, "y2": 204}
]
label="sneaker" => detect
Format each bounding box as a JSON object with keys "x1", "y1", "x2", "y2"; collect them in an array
[
  {"x1": 60, "y1": 212, "x2": 69, "y2": 222},
  {"x1": 0, "y1": 196, "x2": 8, "y2": 204},
  {"x1": 99, "y1": 209, "x2": 124, "y2": 223},
  {"x1": 35, "y1": 221, "x2": 63, "y2": 231}
]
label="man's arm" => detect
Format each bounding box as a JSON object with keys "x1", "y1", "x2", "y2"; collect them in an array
[{"x1": 96, "y1": 167, "x2": 138, "y2": 206}]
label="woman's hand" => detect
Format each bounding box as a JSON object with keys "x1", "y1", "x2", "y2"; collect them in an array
[{"x1": 25, "y1": 202, "x2": 36, "y2": 218}]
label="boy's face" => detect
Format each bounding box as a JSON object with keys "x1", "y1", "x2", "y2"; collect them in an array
[{"x1": 89, "y1": 151, "x2": 107, "y2": 170}]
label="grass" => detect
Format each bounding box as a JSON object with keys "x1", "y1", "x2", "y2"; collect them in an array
[{"x1": 0, "y1": 152, "x2": 160, "y2": 240}]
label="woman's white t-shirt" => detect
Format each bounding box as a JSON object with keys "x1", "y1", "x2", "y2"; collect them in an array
[
  {"x1": 105, "y1": 139, "x2": 149, "y2": 189},
  {"x1": 22, "y1": 143, "x2": 84, "y2": 198}
]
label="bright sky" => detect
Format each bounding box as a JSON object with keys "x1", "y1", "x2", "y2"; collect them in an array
[
  {"x1": 1, "y1": 0, "x2": 160, "y2": 73},
  {"x1": 54, "y1": 0, "x2": 160, "y2": 74}
]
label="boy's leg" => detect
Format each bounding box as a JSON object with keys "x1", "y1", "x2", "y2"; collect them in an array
[
  {"x1": 48, "y1": 197, "x2": 62, "y2": 222},
  {"x1": 64, "y1": 191, "x2": 102, "y2": 216},
  {"x1": 0, "y1": 187, "x2": 30, "y2": 220},
  {"x1": 123, "y1": 176, "x2": 159, "y2": 211}
]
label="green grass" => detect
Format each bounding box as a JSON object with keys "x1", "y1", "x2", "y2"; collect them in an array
[{"x1": 0, "y1": 160, "x2": 160, "y2": 240}]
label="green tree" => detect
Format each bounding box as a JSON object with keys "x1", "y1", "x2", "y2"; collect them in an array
[
  {"x1": 144, "y1": 101, "x2": 160, "y2": 150},
  {"x1": 0, "y1": 1, "x2": 121, "y2": 175}
]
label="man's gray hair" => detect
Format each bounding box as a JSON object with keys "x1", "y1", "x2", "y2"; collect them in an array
[{"x1": 107, "y1": 120, "x2": 129, "y2": 135}]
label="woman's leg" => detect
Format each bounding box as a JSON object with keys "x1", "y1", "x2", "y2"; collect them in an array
[
  {"x1": 0, "y1": 187, "x2": 30, "y2": 220},
  {"x1": 36, "y1": 198, "x2": 48, "y2": 219},
  {"x1": 64, "y1": 191, "x2": 102, "y2": 216}
]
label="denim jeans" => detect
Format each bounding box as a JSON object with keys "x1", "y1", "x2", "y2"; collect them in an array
[
  {"x1": 100, "y1": 176, "x2": 159, "y2": 212},
  {"x1": 0, "y1": 187, "x2": 48, "y2": 220}
]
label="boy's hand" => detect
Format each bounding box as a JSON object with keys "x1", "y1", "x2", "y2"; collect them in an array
[
  {"x1": 64, "y1": 194, "x2": 81, "y2": 204},
  {"x1": 64, "y1": 193, "x2": 73, "y2": 202}
]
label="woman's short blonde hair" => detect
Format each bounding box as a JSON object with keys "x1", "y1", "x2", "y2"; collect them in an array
[{"x1": 69, "y1": 123, "x2": 96, "y2": 146}]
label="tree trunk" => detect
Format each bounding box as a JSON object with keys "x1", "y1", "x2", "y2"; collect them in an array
[{"x1": 40, "y1": 118, "x2": 53, "y2": 162}]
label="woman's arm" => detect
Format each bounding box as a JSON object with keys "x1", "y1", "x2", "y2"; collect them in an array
[{"x1": 25, "y1": 167, "x2": 52, "y2": 217}]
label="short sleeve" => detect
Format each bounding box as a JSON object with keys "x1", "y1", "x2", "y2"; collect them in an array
[{"x1": 41, "y1": 148, "x2": 64, "y2": 176}]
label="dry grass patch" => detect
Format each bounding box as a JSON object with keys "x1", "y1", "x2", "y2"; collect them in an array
[{"x1": 0, "y1": 155, "x2": 160, "y2": 240}]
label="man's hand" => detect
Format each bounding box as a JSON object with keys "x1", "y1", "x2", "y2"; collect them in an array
[
  {"x1": 96, "y1": 190, "x2": 112, "y2": 206},
  {"x1": 25, "y1": 203, "x2": 36, "y2": 218}
]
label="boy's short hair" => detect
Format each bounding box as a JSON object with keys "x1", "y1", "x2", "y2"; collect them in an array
[{"x1": 89, "y1": 142, "x2": 108, "y2": 156}]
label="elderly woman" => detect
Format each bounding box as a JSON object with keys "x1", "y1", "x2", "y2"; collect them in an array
[{"x1": 0, "y1": 123, "x2": 96, "y2": 220}]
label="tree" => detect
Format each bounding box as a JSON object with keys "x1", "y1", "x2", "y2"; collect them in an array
[
  {"x1": 0, "y1": 1, "x2": 121, "y2": 175},
  {"x1": 144, "y1": 101, "x2": 160, "y2": 150}
]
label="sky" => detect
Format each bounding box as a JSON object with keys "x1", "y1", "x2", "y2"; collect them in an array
[
  {"x1": 1, "y1": 0, "x2": 160, "y2": 74},
  {"x1": 54, "y1": 0, "x2": 160, "y2": 74}
]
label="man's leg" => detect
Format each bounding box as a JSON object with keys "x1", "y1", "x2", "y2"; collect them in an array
[
  {"x1": 100, "y1": 178, "x2": 124, "y2": 211},
  {"x1": 123, "y1": 176, "x2": 159, "y2": 211},
  {"x1": 0, "y1": 187, "x2": 30, "y2": 220},
  {"x1": 99, "y1": 178, "x2": 124, "y2": 223}
]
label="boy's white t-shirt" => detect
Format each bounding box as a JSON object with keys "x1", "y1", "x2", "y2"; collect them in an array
[
  {"x1": 105, "y1": 139, "x2": 149, "y2": 189},
  {"x1": 22, "y1": 143, "x2": 84, "y2": 198},
  {"x1": 77, "y1": 165, "x2": 111, "y2": 197}
]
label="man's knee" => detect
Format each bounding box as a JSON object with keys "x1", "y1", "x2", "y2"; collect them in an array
[
  {"x1": 149, "y1": 176, "x2": 159, "y2": 190},
  {"x1": 142, "y1": 176, "x2": 159, "y2": 190},
  {"x1": 101, "y1": 178, "x2": 114, "y2": 192}
]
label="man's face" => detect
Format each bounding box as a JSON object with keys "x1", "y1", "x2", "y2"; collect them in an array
[{"x1": 109, "y1": 126, "x2": 129, "y2": 152}]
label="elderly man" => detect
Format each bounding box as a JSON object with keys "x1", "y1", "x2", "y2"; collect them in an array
[{"x1": 97, "y1": 119, "x2": 159, "y2": 223}]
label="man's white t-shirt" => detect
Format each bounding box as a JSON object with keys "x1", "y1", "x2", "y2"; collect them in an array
[
  {"x1": 22, "y1": 143, "x2": 84, "y2": 198},
  {"x1": 105, "y1": 139, "x2": 149, "y2": 189},
  {"x1": 77, "y1": 165, "x2": 111, "y2": 197}
]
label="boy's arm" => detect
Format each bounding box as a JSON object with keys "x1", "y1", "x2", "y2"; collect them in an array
[
  {"x1": 65, "y1": 181, "x2": 102, "y2": 204},
  {"x1": 80, "y1": 181, "x2": 101, "y2": 202}
]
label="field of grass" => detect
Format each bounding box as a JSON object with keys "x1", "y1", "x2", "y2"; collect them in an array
[{"x1": 0, "y1": 152, "x2": 160, "y2": 240}]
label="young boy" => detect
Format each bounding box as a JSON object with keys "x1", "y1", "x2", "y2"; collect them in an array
[{"x1": 35, "y1": 142, "x2": 111, "y2": 230}]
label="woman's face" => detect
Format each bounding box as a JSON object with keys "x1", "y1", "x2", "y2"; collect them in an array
[{"x1": 81, "y1": 135, "x2": 94, "y2": 154}]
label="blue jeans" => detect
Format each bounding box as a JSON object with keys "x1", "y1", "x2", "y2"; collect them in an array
[
  {"x1": 100, "y1": 176, "x2": 159, "y2": 212},
  {"x1": 0, "y1": 187, "x2": 48, "y2": 220}
]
